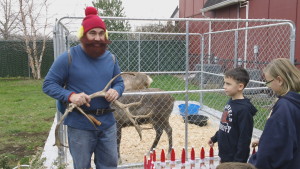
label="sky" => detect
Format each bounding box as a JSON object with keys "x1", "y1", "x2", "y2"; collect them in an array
[{"x1": 48, "y1": 0, "x2": 179, "y2": 24}]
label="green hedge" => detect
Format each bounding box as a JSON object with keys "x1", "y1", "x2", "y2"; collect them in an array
[{"x1": 0, "y1": 40, "x2": 185, "y2": 78}]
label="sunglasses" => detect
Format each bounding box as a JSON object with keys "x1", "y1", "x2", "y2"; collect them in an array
[{"x1": 265, "y1": 79, "x2": 274, "y2": 85}]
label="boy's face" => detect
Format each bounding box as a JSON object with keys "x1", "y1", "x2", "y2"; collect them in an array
[{"x1": 223, "y1": 77, "x2": 244, "y2": 99}]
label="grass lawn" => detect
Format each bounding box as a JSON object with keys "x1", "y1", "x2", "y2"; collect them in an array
[{"x1": 0, "y1": 78, "x2": 55, "y2": 168}]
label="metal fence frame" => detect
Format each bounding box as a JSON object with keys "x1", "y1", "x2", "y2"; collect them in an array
[{"x1": 52, "y1": 16, "x2": 295, "y2": 167}]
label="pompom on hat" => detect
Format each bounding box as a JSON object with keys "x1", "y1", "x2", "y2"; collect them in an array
[{"x1": 80, "y1": 7, "x2": 106, "y2": 35}]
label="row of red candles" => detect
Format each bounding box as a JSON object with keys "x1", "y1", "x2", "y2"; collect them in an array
[{"x1": 144, "y1": 146, "x2": 256, "y2": 169}]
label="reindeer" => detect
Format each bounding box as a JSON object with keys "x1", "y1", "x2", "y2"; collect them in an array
[{"x1": 115, "y1": 73, "x2": 174, "y2": 164}]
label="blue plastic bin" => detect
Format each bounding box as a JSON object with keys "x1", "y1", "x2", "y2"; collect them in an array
[{"x1": 178, "y1": 104, "x2": 201, "y2": 116}]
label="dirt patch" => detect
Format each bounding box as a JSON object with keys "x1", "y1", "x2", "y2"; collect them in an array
[
  {"x1": 44, "y1": 117, "x2": 55, "y2": 122},
  {"x1": 0, "y1": 146, "x2": 28, "y2": 158},
  {"x1": 0, "y1": 131, "x2": 49, "y2": 163},
  {"x1": 119, "y1": 114, "x2": 219, "y2": 164}
]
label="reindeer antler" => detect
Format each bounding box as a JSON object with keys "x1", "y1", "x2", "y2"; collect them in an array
[
  {"x1": 54, "y1": 72, "x2": 145, "y2": 147},
  {"x1": 89, "y1": 72, "x2": 144, "y2": 140},
  {"x1": 53, "y1": 103, "x2": 100, "y2": 147},
  {"x1": 113, "y1": 99, "x2": 144, "y2": 139}
]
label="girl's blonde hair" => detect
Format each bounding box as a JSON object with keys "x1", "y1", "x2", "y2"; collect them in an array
[{"x1": 263, "y1": 58, "x2": 300, "y2": 95}]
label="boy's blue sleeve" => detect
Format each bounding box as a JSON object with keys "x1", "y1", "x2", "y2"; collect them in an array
[
  {"x1": 211, "y1": 131, "x2": 219, "y2": 143},
  {"x1": 234, "y1": 109, "x2": 254, "y2": 162}
]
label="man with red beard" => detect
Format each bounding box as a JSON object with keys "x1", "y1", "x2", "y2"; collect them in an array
[{"x1": 43, "y1": 6, "x2": 124, "y2": 169}]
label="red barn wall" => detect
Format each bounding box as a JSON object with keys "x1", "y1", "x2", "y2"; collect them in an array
[{"x1": 179, "y1": 0, "x2": 300, "y2": 66}]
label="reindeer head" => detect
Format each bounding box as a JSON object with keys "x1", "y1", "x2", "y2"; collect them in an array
[{"x1": 122, "y1": 72, "x2": 153, "y2": 91}]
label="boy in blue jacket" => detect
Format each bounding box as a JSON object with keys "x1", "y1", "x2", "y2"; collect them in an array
[{"x1": 208, "y1": 67, "x2": 257, "y2": 163}]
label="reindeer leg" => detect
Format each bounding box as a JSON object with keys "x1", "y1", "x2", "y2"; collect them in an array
[
  {"x1": 164, "y1": 121, "x2": 173, "y2": 155},
  {"x1": 149, "y1": 121, "x2": 163, "y2": 152}
]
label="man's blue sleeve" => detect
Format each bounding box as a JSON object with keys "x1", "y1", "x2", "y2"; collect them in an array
[{"x1": 43, "y1": 52, "x2": 73, "y2": 102}]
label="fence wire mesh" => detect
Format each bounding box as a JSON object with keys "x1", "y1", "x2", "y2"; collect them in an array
[{"x1": 53, "y1": 17, "x2": 295, "y2": 167}]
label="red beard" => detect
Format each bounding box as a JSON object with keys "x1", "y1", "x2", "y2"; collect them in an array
[{"x1": 80, "y1": 37, "x2": 111, "y2": 58}]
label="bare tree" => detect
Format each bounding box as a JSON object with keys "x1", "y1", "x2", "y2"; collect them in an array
[
  {"x1": 0, "y1": 0, "x2": 19, "y2": 40},
  {"x1": 18, "y1": 0, "x2": 50, "y2": 79}
]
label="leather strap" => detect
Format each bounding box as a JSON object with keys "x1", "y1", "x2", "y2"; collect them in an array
[{"x1": 76, "y1": 108, "x2": 115, "y2": 115}]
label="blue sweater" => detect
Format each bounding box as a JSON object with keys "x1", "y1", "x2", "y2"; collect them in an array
[
  {"x1": 43, "y1": 45, "x2": 124, "y2": 130},
  {"x1": 249, "y1": 91, "x2": 300, "y2": 169},
  {"x1": 211, "y1": 98, "x2": 257, "y2": 162}
]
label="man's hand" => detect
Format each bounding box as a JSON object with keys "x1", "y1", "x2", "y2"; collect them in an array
[
  {"x1": 69, "y1": 92, "x2": 91, "y2": 107},
  {"x1": 105, "y1": 89, "x2": 119, "y2": 102}
]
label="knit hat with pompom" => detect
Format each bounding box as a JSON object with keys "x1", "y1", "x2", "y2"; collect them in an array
[{"x1": 81, "y1": 7, "x2": 106, "y2": 34}]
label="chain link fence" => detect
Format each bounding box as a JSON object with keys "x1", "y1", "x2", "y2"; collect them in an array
[{"x1": 52, "y1": 17, "x2": 295, "y2": 167}]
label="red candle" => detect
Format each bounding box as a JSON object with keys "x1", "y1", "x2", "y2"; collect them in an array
[
  {"x1": 200, "y1": 147, "x2": 205, "y2": 160},
  {"x1": 190, "y1": 147, "x2": 195, "y2": 169},
  {"x1": 200, "y1": 147, "x2": 206, "y2": 168},
  {"x1": 170, "y1": 148, "x2": 176, "y2": 168},
  {"x1": 161, "y1": 149, "x2": 166, "y2": 169},
  {"x1": 209, "y1": 147, "x2": 214, "y2": 158},
  {"x1": 181, "y1": 148, "x2": 186, "y2": 164},
  {"x1": 181, "y1": 148, "x2": 186, "y2": 169},
  {"x1": 171, "y1": 148, "x2": 175, "y2": 161},
  {"x1": 191, "y1": 147, "x2": 195, "y2": 161},
  {"x1": 161, "y1": 149, "x2": 166, "y2": 163}
]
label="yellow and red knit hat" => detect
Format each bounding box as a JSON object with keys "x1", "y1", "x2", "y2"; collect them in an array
[{"x1": 77, "y1": 7, "x2": 107, "y2": 38}]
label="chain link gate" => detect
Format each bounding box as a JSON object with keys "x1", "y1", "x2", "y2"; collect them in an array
[{"x1": 52, "y1": 17, "x2": 295, "y2": 168}]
